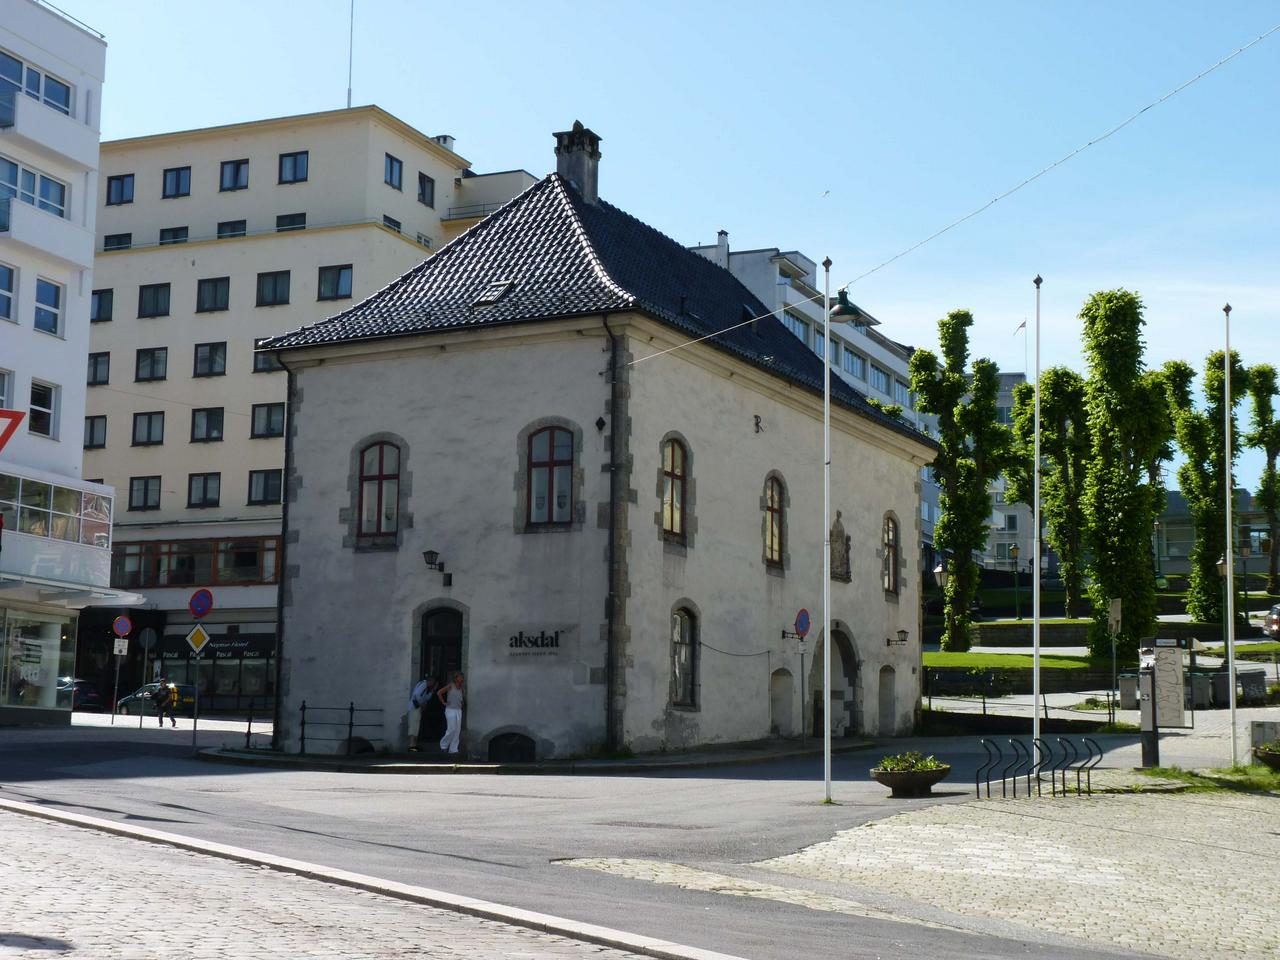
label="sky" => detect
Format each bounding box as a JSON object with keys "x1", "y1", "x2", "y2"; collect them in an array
[{"x1": 60, "y1": 0, "x2": 1280, "y2": 488}]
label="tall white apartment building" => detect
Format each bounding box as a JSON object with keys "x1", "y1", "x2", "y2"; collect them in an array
[
  {"x1": 0, "y1": 0, "x2": 134, "y2": 724},
  {"x1": 984, "y1": 371, "x2": 1036, "y2": 575},
  {"x1": 83, "y1": 106, "x2": 533, "y2": 708},
  {"x1": 691, "y1": 233, "x2": 943, "y2": 570}
]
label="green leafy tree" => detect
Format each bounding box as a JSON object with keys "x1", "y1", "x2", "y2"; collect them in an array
[
  {"x1": 910, "y1": 310, "x2": 1011, "y2": 652},
  {"x1": 1163, "y1": 352, "x2": 1248, "y2": 623},
  {"x1": 1245, "y1": 364, "x2": 1280, "y2": 593},
  {"x1": 1080, "y1": 291, "x2": 1172, "y2": 660},
  {"x1": 1006, "y1": 368, "x2": 1091, "y2": 618}
]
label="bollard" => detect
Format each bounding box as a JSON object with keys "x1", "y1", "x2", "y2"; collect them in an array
[
  {"x1": 300, "y1": 700, "x2": 307, "y2": 754},
  {"x1": 244, "y1": 698, "x2": 254, "y2": 750},
  {"x1": 347, "y1": 701, "x2": 355, "y2": 756}
]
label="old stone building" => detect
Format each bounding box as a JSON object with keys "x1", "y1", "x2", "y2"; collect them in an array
[{"x1": 263, "y1": 124, "x2": 936, "y2": 760}]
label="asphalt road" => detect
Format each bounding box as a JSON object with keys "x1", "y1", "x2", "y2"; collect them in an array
[{"x1": 0, "y1": 724, "x2": 1144, "y2": 960}]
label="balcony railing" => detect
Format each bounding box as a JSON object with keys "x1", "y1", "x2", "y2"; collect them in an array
[{"x1": 444, "y1": 201, "x2": 506, "y2": 220}]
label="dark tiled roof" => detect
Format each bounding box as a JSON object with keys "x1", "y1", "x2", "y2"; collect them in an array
[{"x1": 262, "y1": 174, "x2": 935, "y2": 448}]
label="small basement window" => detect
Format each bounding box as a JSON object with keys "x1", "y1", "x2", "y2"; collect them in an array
[{"x1": 472, "y1": 280, "x2": 514, "y2": 308}]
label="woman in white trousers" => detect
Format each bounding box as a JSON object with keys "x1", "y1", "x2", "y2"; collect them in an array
[{"x1": 437, "y1": 672, "x2": 464, "y2": 755}]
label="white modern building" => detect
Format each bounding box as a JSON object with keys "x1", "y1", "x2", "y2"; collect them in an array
[
  {"x1": 690, "y1": 236, "x2": 943, "y2": 571},
  {"x1": 984, "y1": 372, "x2": 1035, "y2": 575},
  {"x1": 264, "y1": 124, "x2": 936, "y2": 760},
  {"x1": 81, "y1": 106, "x2": 533, "y2": 708},
  {"x1": 0, "y1": 0, "x2": 137, "y2": 724}
]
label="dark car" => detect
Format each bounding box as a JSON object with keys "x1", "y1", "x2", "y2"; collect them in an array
[
  {"x1": 116, "y1": 683, "x2": 197, "y2": 717},
  {"x1": 56, "y1": 677, "x2": 104, "y2": 712},
  {"x1": 1264, "y1": 604, "x2": 1280, "y2": 640}
]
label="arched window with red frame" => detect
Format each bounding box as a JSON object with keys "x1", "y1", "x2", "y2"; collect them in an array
[
  {"x1": 358, "y1": 441, "x2": 400, "y2": 537},
  {"x1": 765, "y1": 476, "x2": 785, "y2": 566},
  {"x1": 527, "y1": 426, "x2": 573, "y2": 525},
  {"x1": 661, "y1": 438, "x2": 687, "y2": 539}
]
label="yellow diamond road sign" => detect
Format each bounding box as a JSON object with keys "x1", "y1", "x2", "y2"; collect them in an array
[{"x1": 186, "y1": 623, "x2": 211, "y2": 655}]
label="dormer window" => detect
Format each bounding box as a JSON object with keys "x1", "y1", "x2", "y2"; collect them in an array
[{"x1": 473, "y1": 280, "x2": 513, "y2": 308}]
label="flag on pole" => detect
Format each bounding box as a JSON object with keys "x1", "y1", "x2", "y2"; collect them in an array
[{"x1": 1013, "y1": 320, "x2": 1027, "y2": 334}]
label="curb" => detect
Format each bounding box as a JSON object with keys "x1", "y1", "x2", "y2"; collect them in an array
[
  {"x1": 197, "y1": 740, "x2": 876, "y2": 775},
  {"x1": 0, "y1": 795, "x2": 747, "y2": 960}
]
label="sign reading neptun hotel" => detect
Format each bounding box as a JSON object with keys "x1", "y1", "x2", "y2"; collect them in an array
[{"x1": 263, "y1": 123, "x2": 936, "y2": 761}]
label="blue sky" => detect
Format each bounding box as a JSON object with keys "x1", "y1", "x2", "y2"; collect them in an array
[{"x1": 69, "y1": 0, "x2": 1279, "y2": 487}]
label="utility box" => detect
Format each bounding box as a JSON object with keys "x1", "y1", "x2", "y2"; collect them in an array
[
  {"x1": 1251, "y1": 720, "x2": 1280, "y2": 751},
  {"x1": 1185, "y1": 673, "x2": 1212, "y2": 710},
  {"x1": 1119, "y1": 674, "x2": 1139, "y2": 710}
]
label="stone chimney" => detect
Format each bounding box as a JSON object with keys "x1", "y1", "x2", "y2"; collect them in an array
[
  {"x1": 714, "y1": 229, "x2": 729, "y2": 268},
  {"x1": 554, "y1": 121, "x2": 602, "y2": 203}
]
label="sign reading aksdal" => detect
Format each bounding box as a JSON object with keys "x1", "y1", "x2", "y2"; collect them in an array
[{"x1": 508, "y1": 629, "x2": 561, "y2": 656}]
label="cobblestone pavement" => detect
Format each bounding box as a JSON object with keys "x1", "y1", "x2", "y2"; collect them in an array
[
  {"x1": 0, "y1": 811, "x2": 652, "y2": 960},
  {"x1": 568, "y1": 792, "x2": 1280, "y2": 960}
]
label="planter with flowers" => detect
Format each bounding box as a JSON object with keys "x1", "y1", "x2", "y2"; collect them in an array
[{"x1": 870, "y1": 751, "x2": 951, "y2": 798}]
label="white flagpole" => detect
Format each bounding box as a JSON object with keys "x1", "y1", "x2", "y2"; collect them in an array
[
  {"x1": 1224, "y1": 303, "x2": 1238, "y2": 767},
  {"x1": 346, "y1": 0, "x2": 355, "y2": 109},
  {"x1": 1032, "y1": 277, "x2": 1042, "y2": 755}
]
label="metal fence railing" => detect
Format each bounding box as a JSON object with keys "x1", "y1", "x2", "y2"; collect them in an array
[{"x1": 298, "y1": 701, "x2": 385, "y2": 755}]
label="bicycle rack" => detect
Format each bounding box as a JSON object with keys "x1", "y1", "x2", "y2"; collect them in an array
[
  {"x1": 1032, "y1": 738, "x2": 1051, "y2": 797},
  {"x1": 1053, "y1": 738, "x2": 1076, "y2": 795},
  {"x1": 1010, "y1": 739, "x2": 1034, "y2": 797},
  {"x1": 1079, "y1": 738, "x2": 1104, "y2": 796},
  {"x1": 976, "y1": 739, "x2": 1001, "y2": 799},
  {"x1": 999, "y1": 738, "x2": 1023, "y2": 797},
  {"x1": 1061, "y1": 739, "x2": 1081, "y2": 795}
]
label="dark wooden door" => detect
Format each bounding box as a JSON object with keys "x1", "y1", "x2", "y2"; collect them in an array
[{"x1": 421, "y1": 608, "x2": 462, "y2": 683}]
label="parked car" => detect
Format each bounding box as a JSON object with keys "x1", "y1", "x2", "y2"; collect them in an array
[
  {"x1": 56, "y1": 677, "x2": 104, "y2": 712},
  {"x1": 1264, "y1": 604, "x2": 1280, "y2": 640},
  {"x1": 116, "y1": 683, "x2": 197, "y2": 717}
]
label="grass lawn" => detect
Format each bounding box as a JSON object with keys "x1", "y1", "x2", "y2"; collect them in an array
[
  {"x1": 923, "y1": 651, "x2": 1100, "y2": 670},
  {"x1": 977, "y1": 617, "x2": 1092, "y2": 627},
  {"x1": 1201, "y1": 640, "x2": 1280, "y2": 657},
  {"x1": 1138, "y1": 764, "x2": 1280, "y2": 794}
]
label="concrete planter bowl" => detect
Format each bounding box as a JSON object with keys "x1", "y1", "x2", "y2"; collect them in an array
[
  {"x1": 870, "y1": 765, "x2": 951, "y2": 798},
  {"x1": 1253, "y1": 748, "x2": 1280, "y2": 772}
]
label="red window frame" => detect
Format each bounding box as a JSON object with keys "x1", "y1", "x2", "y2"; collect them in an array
[
  {"x1": 357, "y1": 441, "x2": 400, "y2": 538},
  {"x1": 527, "y1": 427, "x2": 573, "y2": 526},
  {"x1": 662, "y1": 439, "x2": 686, "y2": 539},
  {"x1": 765, "y1": 476, "x2": 784, "y2": 565}
]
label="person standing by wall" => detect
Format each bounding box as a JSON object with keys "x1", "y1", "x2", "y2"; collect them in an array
[
  {"x1": 437, "y1": 673, "x2": 464, "y2": 755},
  {"x1": 406, "y1": 675, "x2": 436, "y2": 753}
]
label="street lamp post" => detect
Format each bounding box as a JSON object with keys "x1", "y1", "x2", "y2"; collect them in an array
[
  {"x1": 1010, "y1": 543, "x2": 1021, "y2": 620},
  {"x1": 821, "y1": 269, "x2": 867, "y2": 803},
  {"x1": 1222, "y1": 302, "x2": 1239, "y2": 767}
]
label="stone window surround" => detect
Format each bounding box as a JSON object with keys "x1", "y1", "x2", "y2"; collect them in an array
[
  {"x1": 653, "y1": 430, "x2": 697, "y2": 553},
  {"x1": 669, "y1": 597, "x2": 701, "y2": 712},
  {"x1": 513, "y1": 416, "x2": 586, "y2": 534},
  {"x1": 760, "y1": 470, "x2": 790, "y2": 576},
  {"x1": 877, "y1": 509, "x2": 906, "y2": 602},
  {"x1": 339, "y1": 431, "x2": 414, "y2": 551}
]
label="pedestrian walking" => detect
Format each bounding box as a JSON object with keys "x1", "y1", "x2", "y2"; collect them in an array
[
  {"x1": 406, "y1": 675, "x2": 437, "y2": 752},
  {"x1": 437, "y1": 672, "x2": 464, "y2": 755},
  {"x1": 154, "y1": 677, "x2": 177, "y2": 728}
]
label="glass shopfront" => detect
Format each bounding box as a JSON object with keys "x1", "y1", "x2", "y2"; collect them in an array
[
  {"x1": 1, "y1": 607, "x2": 77, "y2": 711},
  {"x1": 154, "y1": 630, "x2": 275, "y2": 712}
]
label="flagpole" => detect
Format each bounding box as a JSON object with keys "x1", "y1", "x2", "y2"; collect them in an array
[{"x1": 1032, "y1": 277, "x2": 1042, "y2": 757}]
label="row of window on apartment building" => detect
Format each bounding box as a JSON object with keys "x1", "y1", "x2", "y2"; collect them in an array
[
  {"x1": 351, "y1": 429, "x2": 905, "y2": 596},
  {"x1": 111, "y1": 536, "x2": 280, "y2": 590},
  {"x1": 100, "y1": 151, "x2": 435, "y2": 244},
  {"x1": 0, "y1": 369, "x2": 56, "y2": 440},
  {"x1": 1, "y1": 260, "x2": 65, "y2": 335},
  {"x1": 2, "y1": 49, "x2": 72, "y2": 115},
  {"x1": 88, "y1": 266, "x2": 354, "y2": 325},
  {"x1": 116, "y1": 468, "x2": 283, "y2": 512},
  {"x1": 84, "y1": 400, "x2": 284, "y2": 447},
  {"x1": 780, "y1": 311, "x2": 913, "y2": 408}
]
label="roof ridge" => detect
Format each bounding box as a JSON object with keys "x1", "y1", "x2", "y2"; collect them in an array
[{"x1": 548, "y1": 174, "x2": 636, "y2": 308}]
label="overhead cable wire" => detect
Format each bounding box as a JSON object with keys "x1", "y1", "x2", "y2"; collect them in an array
[{"x1": 629, "y1": 22, "x2": 1280, "y2": 368}]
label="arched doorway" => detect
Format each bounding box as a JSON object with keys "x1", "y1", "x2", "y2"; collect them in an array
[
  {"x1": 878, "y1": 665, "x2": 897, "y2": 735},
  {"x1": 809, "y1": 628, "x2": 859, "y2": 737},
  {"x1": 769, "y1": 668, "x2": 794, "y2": 737},
  {"x1": 421, "y1": 608, "x2": 463, "y2": 684}
]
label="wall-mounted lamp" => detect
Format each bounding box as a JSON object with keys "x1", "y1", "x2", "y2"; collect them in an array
[
  {"x1": 886, "y1": 629, "x2": 909, "y2": 647},
  {"x1": 423, "y1": 550, "x2": 452, "y2": 587}
]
